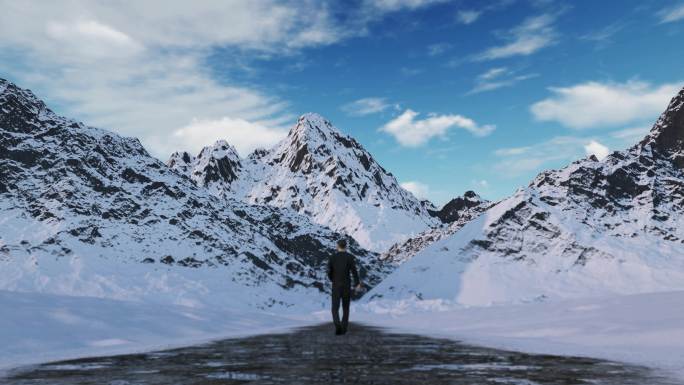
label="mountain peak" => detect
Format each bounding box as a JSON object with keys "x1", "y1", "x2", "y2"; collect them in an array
[
  {"x1": 429, "y1": 190, "x2": 488, "y2": 223},
  {"x1": 286, "y1": 112, "x2": 342, "y2": 145},
  {"x1": 169, "y1": 112, "x2": 440, "y2": 252},
  {"x1": 382, "y1": 189, "x2": 490, "y2": 265},
  {"x1": 0, "y1": 78, "x2": 61, "y2": 133},
  {"x1": 197, "y1": 139, "x2": 240, "y2": 162},
  {"x1": 168, "y1": 151, "x2": 194, "y2": 174},
  {"x1": 297, "y1": 112, "x2": 333, "y2": 129},
  {"x1": 299, "y1": 112, "x2": 328, "y2": 124},
  {"x1": 463, "y1": 190, "x2": 479, "y2": 200},
  {"x1": 167, "y1": 140, "x2": 242, "y2": 189},
  {"x1": 271, "y1": 112, "x2": 367, "y2": 175},
  {"x1": 0, "y1": 78, "x2": 43, "y2": 108},
  {"x1": 0, "y1": 77, "x2": 9, "y2": 93},
  {"x1": 641, "y1": 85, "x2": 684, "y2": 168}
]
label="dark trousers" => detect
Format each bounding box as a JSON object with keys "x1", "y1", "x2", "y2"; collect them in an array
[{"x1": 331, "y1": 284, "x2": 351, "y2": 330}]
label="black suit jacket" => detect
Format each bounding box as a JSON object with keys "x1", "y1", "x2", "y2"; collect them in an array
[{"x1": 327, "y1": 251, "x2": 360, "y2": 288}]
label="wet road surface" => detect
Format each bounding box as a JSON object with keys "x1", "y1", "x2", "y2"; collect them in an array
[{"x1": 1, "y1": 323, "x2": 678, "y2": 385}]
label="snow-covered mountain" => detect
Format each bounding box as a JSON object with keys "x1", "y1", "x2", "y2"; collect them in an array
[
  {"x1": 169, "y1": 113, "x2": 442, "y2": 252},
  {"x1": 382, "y1": 191, "x2": 491, "y2": 265},
  {"x1": 0, "y1": 78, "x2": 390, "y2": 309},
  {"x1": 168, "y1": 140, "x2": 242, "y2": 198},
  {"x1": 367, "y1": 86, "x2": 684, "y2": 306}
]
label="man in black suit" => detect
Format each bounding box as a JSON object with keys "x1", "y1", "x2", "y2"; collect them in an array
[{"x1": 327, "y1": 239, "x2": 362, "y2": 335}]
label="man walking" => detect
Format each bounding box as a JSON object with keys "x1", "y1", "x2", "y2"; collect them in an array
[{"x1": 327, "y1": 239, "x2": 362, "y2": 335}]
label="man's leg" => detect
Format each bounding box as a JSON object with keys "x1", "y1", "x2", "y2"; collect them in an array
[
  {"x1": 341, "y1": 285, "x2": 351, "y2": 333},
  {"x1": 331, "y1": 286, "x2": 342, "y2": 334}
]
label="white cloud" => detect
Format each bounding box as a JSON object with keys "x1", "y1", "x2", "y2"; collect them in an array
[
  {"x1": 1, "y1": 1, "x2": 464, "y2": 161},
  {"x1": 470, "y1": 74, "x2": 537, "y2": 94},
  {"x1": 457, "y1": 10, "x2": 481, "y2": 24},
  {"x1": 46, "y1": 20, "x2": 142, "y2": 53},
  {"x1": 494, "y1": 120, "x2": 661, "y2": 178},
  {"x1": 342, "y1": 97, "x2": 393, "y2": 116},
  {"x1": 455, "y1": 0, "x2": 515, "y2": 26},
  {"x1": 172, "y1": 117, "x2": 288, "y2": 157},
  {"x1": 610, "y1": 126, "x2": 650, "y2": 142},
  {"x1": 657, "y1": 4, "x2": 684, "y2": 23},
  {"x1": 400, "y1": 181, "x2": 430, "y2": 199},
  {"x1": 494, "y1": 136, "x2": 606, "y2": 177},
  {"x1": 380, "y1": 109, "x2": 494, "y2": 147},
  {"x1": 474, "y1": 13, "x2": 558, "y2": 61},
  {"x1": 494, "y1": 123, "x2": 663, "y2": 178},
  {"x1": 0, "y1": 2, "x2": 347, "y2": 54},
  {"x1": 9, "y1": 49, "x2": 293, "y2": 159},
  {"x1": 427, "y1": 42, "x2": 451, "y2": 56},
  {"x1": 472, "y1": 179, "x2": 489, "y2": 189},
  {"x1": 479, "y1": 67, "x2": 508, "y2": 80},
  {"x1": 2, "y1": 0, "x2": 475, "y2": 162},
  {"x1": 2, "y1": 1, "x2": 414, "y2": 161},
  {"x1": 531, "y1": 80, "x2": 682, "y2": 129},
  {"x1": 493, "y1": 146, "x2": 532, "y2": 156},
  {"x1": 469, "y1": 67, "x2": 537, "y2": 94},
  {"x1": 584, "y1": 140, "x2": 610, "y2": 160},
  {"x1": 365, "y1": 0, "x2": 449, "y2": 12},
  {"x1": 580, "y1": 22, "x2": 626, "y2": 48},
  {"x1": 38, "y1": 20, "x2": 145, "y2": 63}
]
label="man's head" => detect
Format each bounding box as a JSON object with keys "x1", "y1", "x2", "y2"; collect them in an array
[{"x1": 336, "y1": 239, "x2": 347, "y2": 251}]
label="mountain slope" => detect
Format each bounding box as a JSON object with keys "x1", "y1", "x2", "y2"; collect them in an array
[
  {"x1": 367, "y1": 86, "x2": 684, "y2": 306},
  {"x1": 381, "y1": 191, "x2": 491, "y2": 265},
  {"x1": 168, "y1": 140, "x2": 242, "y2": 198},
  {"x1": 0, "y1": 78, "x2": 389, "y2": 309},
  {"x1": 170, "y1": 113, "x2": 441, "y2": 252}
]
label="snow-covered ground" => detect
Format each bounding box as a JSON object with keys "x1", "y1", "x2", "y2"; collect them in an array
[
  {"x1": 352, "y1": 291, "x2": 684, "y2": 380},
  {"x1": 3, "y1": 289, "x2": 683, "y2": 382},
  {"x1": 0, "y1": 290, "x2": 315, "y2": 374}
]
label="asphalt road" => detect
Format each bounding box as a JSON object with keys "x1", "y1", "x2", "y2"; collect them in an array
[{"x1": 2, "y1": 323, "x2": 678, "y2": 385}]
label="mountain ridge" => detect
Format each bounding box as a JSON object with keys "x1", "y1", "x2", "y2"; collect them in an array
[
  {"x1": 0, "y1": 78, "x2": 390, "y2": 309},
  {"x1": 169, "y1": 112, "x2": 449, "y2": 252},
  {"x1": 382, "y1": 191, "x2": 492, "y2": 265},
  {"x1": 367, "y1": 85, "x2": 684, "y2": 305}
]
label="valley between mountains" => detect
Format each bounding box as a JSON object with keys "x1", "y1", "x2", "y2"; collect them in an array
[{"x1": 1, "y1": 77, "x2": 684, "y2": 378}]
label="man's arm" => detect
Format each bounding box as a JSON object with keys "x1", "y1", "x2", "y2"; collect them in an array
[
  {"x1": 327, "y1": 256, "x2": 334, "y2": 282},
  {"x1": 350, "y1": 255, "x2": 360, "y2": 287}
]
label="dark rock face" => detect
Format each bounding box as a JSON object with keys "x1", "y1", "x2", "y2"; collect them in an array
[
  {"x1": 383, "y1": 192, "x2": 491, "y2": 265},
  {"x1": 0, "y1": 80, "x2": 55, "y2": 134},
  {"x1": 199, "y1": 149, "x2": 241, "y2": 185},
  {"x1": 642, "y1": 86, "x2": 684, "y2": 169},
  {"x1": 167, "y1": 151, "x2": 193, "y2": 174},
  {"x1": 0, "y1": 78, "x2": 390, "y2": 306},
  {"x1": 429, "y1": 190, "x2": 486, "y2": 223},
  {"x1": 168, "y1": 140, "x2": 242, "y2": 192},
  {"x1": 289, "y1": 144, "x2": 310, "y2": 173}
]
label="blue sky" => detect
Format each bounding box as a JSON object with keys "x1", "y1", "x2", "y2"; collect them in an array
[{"x1": 1, "y1": 0, "x2": 684, "y2": 204}]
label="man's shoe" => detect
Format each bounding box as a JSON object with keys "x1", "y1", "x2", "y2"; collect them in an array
[
  {"x1": 341, "y1": 325, "x2": 348, "y2": 334},
  {"x1": 335, "y1": 326, "x2": 343, "y2": 335}
]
